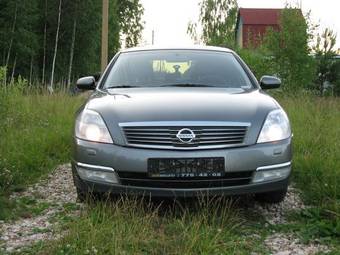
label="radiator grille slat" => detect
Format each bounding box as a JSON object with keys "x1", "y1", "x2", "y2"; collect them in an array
[{"x1": 122, "y1": 124, "x2": 248, "y2": 149}]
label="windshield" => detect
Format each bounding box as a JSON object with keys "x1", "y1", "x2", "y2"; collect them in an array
[{"x1": 102, "y1": 50, "x2": 254, "y2": 89}]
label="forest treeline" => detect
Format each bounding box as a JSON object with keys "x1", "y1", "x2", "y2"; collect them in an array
[{"x1": 0, "y1": 0, "x2": 144, "y2": 88}]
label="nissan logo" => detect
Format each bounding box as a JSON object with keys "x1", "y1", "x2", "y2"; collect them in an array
[{"x1": 176, "y1": 128, "x2": 196, "y2": 144}]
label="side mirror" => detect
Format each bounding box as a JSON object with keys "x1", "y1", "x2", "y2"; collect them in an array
[
  {"x1": 76, "y1": 76, "x2": 96, "y2": 90},
  {"x1": 260, "y1": 76, "x2": 281, "y2": 90}
]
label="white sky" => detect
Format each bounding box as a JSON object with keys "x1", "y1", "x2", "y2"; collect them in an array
[{"x1": 140, "y1": 0, "x2": 340, "y2": 49}]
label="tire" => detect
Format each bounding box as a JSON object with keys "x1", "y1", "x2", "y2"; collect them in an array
[
  {"x1": 76, "y1": 187, "x2": 87, "y2": 203},
  {"x1": 77, "y1": 187, "x2": 107, "y2": 203},
  {"x1": 255, "y1": 188, "x2": 287, "y2": 204}
]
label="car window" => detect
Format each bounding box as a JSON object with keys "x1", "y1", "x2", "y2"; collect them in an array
[{"x1": 102, "y1": 50, "x2": 253, "y2": 89}]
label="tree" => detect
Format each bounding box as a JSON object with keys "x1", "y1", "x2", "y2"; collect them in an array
[
  {"x1": 264, "y1": 7, "x2": 316, "y2": 91},
  {"x1": 41, "y1": 0, "x2": 48, "y2": 85},
  {"x1": 0, "y1": 0, "x2": 144, "y2": 88},
  {"x1": 49, "y1": 0, "x2": 62, "y2": 93},
  {"x1": 67, "y1": 0, "x2": 79, "y2": 87},
  {"x1": 313, "y1": 28, "x2": 338, "y2": 95},
  {"x1": 187, "y1": 0, "x2": 238, "y2": 48},
  {"x1": 5, "y1": 0, "x2": 18, "y2": 68},
  {"x1": 333, "y1": 61, "x2": 340, "y2": 96},
  {"x1": 0, "y1": 0, "x2": 39, "y2": 83},
  {"x1": 119, "y1": 0, "x2": 145, "y2": 48}
]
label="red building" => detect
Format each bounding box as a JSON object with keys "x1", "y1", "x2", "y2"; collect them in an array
[{"x1": 235, "y1": 8, "x2": 282, "y2": 48}]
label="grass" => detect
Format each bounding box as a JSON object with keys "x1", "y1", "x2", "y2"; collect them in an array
[
  {"x1": 31, "y1": 197, "x2": 268, "y2": 255},
  {"x1": 0, "y1": 88, "x2": 84, "y2": 220},
  {"x1": 280, "y1": 94, "x2": 340, "y2": 206},
  {"x1": 0, "y1": 196, "x2": 52, "y2": 221},
  {"x1": 277, "y1": 93, "x2": 340, "y2": 240},
  {"x1": 0, "y1": 88, "x2": 339, "y2": 253}
]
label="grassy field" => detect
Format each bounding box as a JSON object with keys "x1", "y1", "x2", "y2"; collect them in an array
[
  {"x1": 276, "y1": 93, "x2": 340, "y2": 245},
  {"x1": 0, "y1": 88, "x2": 339, "y2": 253},
  {"x1": 0, "y1": 88, "x2": 84, "y2": 219}
]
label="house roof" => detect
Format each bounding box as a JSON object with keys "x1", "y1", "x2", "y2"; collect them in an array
[{"x1": 239, "y1": 8, "x2": 282, "y2": 25}]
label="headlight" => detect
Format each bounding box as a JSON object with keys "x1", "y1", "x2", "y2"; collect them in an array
[
  {"x1": 75, "y1": 109, "x2": 113, "y2": 144},
  {"x1": 257, "y1": 109, "x2": 291, "y2": 143}
]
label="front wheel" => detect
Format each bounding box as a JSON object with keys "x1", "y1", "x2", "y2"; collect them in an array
[
  {"x1": 255, "y1": 188, "x2": 287, "y2": 204},
  {"x1": 76, "y1": 187, "x2": 87, "y2": 202}
]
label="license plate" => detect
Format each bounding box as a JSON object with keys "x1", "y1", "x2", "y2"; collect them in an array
[{"x1": 148, "y1": 158, "x2": 225, "y2": 178}]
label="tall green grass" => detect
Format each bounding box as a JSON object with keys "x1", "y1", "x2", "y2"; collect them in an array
[
  {"x1": 34, "y1": 197, "x2": 266, "y2": 255},
  {"x1": 277, "y1": 93, "x2": 340, "y2": 241},
  {"x1": 279, "y1": 95, "x2": 340, "y2": 207},
  {"x1": 0, "y1": 89, "x2": 84, "y2": 193}
]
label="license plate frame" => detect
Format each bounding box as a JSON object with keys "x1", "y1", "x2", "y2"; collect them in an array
[{"x1": 148, "y1": 157, "x2": 225, "y2": 178}]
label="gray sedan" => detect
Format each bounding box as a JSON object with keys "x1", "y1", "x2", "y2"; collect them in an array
[{"x1": 72, "y1": 46, "x2": 292, "y2": 203}]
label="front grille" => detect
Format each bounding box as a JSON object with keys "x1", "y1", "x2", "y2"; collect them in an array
[
  {"x1": 117, "y1": 171, "x2": 253, "y2": 189},
  {"x1": 121, "y1": 123, "x2": 249, "y2": 149}
]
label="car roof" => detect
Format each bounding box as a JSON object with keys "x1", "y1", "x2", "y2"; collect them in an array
[{"x1": 120, "y1": 45, "x2": 234, "y2": 54}]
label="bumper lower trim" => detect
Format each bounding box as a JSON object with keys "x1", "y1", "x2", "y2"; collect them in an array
[
  {"x1": 256, "y1": 161, "x2": 291, "y2": 171},
  {"x1": 76, "y1": 162, "x2": 115, "y2": 172}
]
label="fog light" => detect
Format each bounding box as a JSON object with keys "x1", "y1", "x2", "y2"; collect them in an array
[
  {"x1": 253, "y1": 162, "x2": 291, "y2": 183},
  {"x1": 76, "y1": 163, "x2": 119, "y2": 184}
]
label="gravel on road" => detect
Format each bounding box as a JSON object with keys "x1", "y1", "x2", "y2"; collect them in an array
[{"x1": 0, "y1": 164, "x2": 80, "y2": 253}]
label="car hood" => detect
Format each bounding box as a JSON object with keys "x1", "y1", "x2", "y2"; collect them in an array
[{"x1": 85, "y1": 87, "x2": 280, "y2": 145}]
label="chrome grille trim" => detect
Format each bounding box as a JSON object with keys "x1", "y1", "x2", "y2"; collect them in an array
[{"x1": 120, "y1": 122, "x2": 250, "y2": 150}]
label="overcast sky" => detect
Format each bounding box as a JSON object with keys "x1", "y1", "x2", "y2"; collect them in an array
[{"x1": 140, "y1": 0, "x2": 340, "y2": 48}]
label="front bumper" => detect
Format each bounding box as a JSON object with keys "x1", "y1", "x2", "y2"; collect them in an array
[{"x1": 72, "y1": 137, "x2": 292, "y2": 197}]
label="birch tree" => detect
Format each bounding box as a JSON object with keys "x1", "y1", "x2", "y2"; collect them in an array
[
  {"x1": 67, "y1": 0, "x2": 78, "y2": 88},
  {"x1": 42, "y1": 0, "x2": 47, "y2": 85},
  {"x1": 5, "y1": 1, "x2": 18, "y2": 68},
  {"x1": 187, "y1": 0, "x2": 238, "y2": 48},
  {"x1": 67, "y1": 17, "x2": 77, "y2": 87},
  {"x1": 0, "y1": 0, "x2": 145, "y2": 87},
  {"x1": 49, "y1": 0, "x2": 62, "y2": 93}
]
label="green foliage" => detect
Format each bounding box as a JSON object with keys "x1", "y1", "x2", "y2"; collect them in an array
[
  {"x1": 295, "y1": 208, "x2": 340, "y2": 240},
  {"x1": 264, "y1": 8, "x2": 316, "y2": 91},
  {"x1": 281, "y1": 95, "x2": 340, "y2": 206},
  {"x1": 313, "y1": 29, "x2": 339, "y2": 96},
  {"x1": 34, "y1": 197, "x2": 266, "y2": 254},
  {"x1": 0, "y1": 66, "x2": 7, "y2": 83},
  {"x1": 0, "y1": 0, "x2": 144, "y2": 85},
  {"x1": 0, "y1": 195, "x2": 51, "y2": 221},
  {"x1": 118, "y1": 0, "x2": 145, "y2": 48},
  {"x1": 188, "y1": 0, "x2": 238, "y2": 48},
  {"x1": 277, "y1": 94, "x2": 340, "y2": 239},
  {"x1": 333, "y1": 61, "x2": 340, "y2": 95},
  {"x1": 0, "y1": 87, "x2": 84, "y2": 196},
  {"x1": 237, "y1": 48, "x2": 276, "y2": 80},
  {"x1": 0, "y1": 0, "x2": 39, "y2": 67}
]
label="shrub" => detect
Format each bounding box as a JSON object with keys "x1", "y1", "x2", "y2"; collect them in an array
[
  {"x1": 263, "y1": 8, "x2": 316, "y2": 91},
  {"x1": 237, "y1": 48, "x2": 277, "y2": 80},
  {"x1": 313, "y1": 29, "x2": 339, "y2": 95}
]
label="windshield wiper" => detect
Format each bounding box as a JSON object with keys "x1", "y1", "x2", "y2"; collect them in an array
[
  {"x1": 105, "y1": 85, "x2": 139, "y2": 89},
  {"x1": 160, "y1": 83, "x2": 216, "y2": 88}
]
